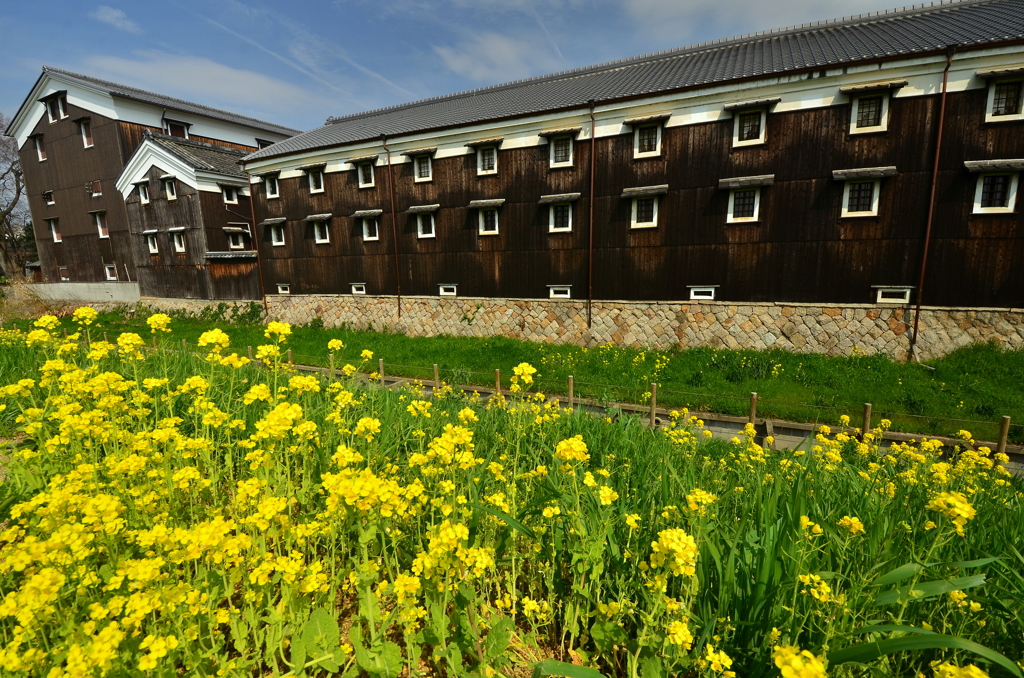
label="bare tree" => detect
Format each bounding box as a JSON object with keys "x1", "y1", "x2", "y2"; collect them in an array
[{"x1": 0, "y1": 113, "x2": 35, "y2": 278}]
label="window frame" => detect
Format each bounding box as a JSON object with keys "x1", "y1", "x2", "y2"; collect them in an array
[
  {"x1": 840, "y1": 179, "x2": 880, "y2": 217},
  {"x1": 270, "y1": 224, "x2": 286, "y2": 246},
  {"x1": 93, "y1": 212, "x2": 109, "y2": 239},
  {"x1": 548, "y1": 285, "x2": 572, "y2": 299},
  {"x1": 104, "y1": 265, "x2": 118, "y2": 281},
  {"x1": 362, "y1": 217, "x2": 380, "y2": 241},
  {"x1": 732, "y1": 108, "x2": 767, "y2": 147},
  {"x1": 876, "y1": 287, "x2": 912, "y2": 304},
  {"x1": 46, "y1": 95, "x2": 67, "y2": 123},
  {"x1": 33, "y1": 136, "x2": 46, "y2": 162},
  {"x1": 137, "y1": 183, "x2": 150, "y2": 204},
  {"x1": 222, "y1": 186, "x2": 238, "y2": 205},
  {"x1": 91, "y1": 180, "x2": 102, "y2": 198},
  {"x1": 633, "y1": 124, "x2": 662, "y2": 159},
  {"x1": 351, "y1": 283, "x2": 367, "y2": 295},
  {"x1": 630, "y1": 196, "x2": 659, "y2": 229},
  {"x1": 727, "y1": 187, "x2": 761, "y2": 223},
  {"x1": 850, "y1": 93, "x2": 889, "y2": 134},
  {"x1": 689, "y1": 286, "x2": 717, "y2": 301},
  {"x1": 264, "y1": 175, "x2": 279, "y2": 199},
  {"x1": 358, "y1": 162, "x2": 375, "y2": 189},
  {"x1": 414, "y1": 155, "x2": 432, "y2": 183},
  {"x1": 313, "y1": 220, "x2": 331, "y2": 244},
  {"x1": 43, "y1": 190, "x2": 55, "y2": 206},
  {"x1": 478, "y1": 208, "x2": 499, "y2": 235},
  {"x1": 308, "y1": 169, "x2": 325, "y2": 194},
  {"x1": 47, "y1": 218, "x2": 60, "y2": 243},
  {"x1": 164, "y1": 119, "x2": 190, "y2": 139},
  {"x1": 985, "y1": 79, "x2": 1024, "y2": 122},
  {"x1": 973, "y1": 172, "x2": 1019, "y2": 214},
  {"x1": 549, "y1": 135, "x2": 574, "y2": 168},
  {"x1": 163, "y1": 178, "x2": 177, "y2": 201},
  {"x1": 227, "y1": 232, "x2": 246, "y2": 250},
  {"x1": 59, "y1": 266, "x2": 70, "y2": 282},
  {"x1": 477, "y1": 146, "x2": 498, "y2": 176},
  {"x1": 548, "y1": 203, "x2": 573, "y2": 233},
  {"x1": 276, "y1": 284, "x2": 291, "y2": 295},
  {"x1": 79, "y1": 119, "x2": 93, "y2": 148},
  {"x1": 172, "y1": 232, "x2": 186, "y2": 253},
  {"x1": 146, "y1": 234, "x2": 159, "y2": 254},
  {"x1": 439, "y1": 284, "x2": 458, "y2": 297},
  {"x1": 417, "y1": 213, "x2": 436, "y2": 239}
]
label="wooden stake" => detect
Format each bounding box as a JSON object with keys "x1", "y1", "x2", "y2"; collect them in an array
[
  {"x1": 247, "y1": 346, "x2": 253, "y2": 361},
  {"x1": 63, "y1": 329, "x2": 68, "y2": 338},
  {"x1": 495, "y1": 368, "x2": 501, "y2": 393},
  {"x1": 749, "y1": 392, "x2": 758, "y2": 424},
  {"x1": 568, "y1": 375, "x2": 574, "y2": 408},
  {"x1": 862, "y1": 403, "x2": 873, "y2": 435},
  {"x1": 103, "y1": 332, "x2": 109, "y2": 343},
  {"x1": 433, "y1": 364, "x2": 440, "y2": 392},
  {"x1": 650, "y1": 383, "x2": 658, "y2": 429},
  {"x1": 379, "y1": 358, "x2": 385, "y2": 382},
  {"x1": 181, "y1": 338, "x2": 187, "y2": 351},
  {"x1": 997, "y1": 415, "x2": 1011, "y2": 458},
  {"x1": 287, "y1": 349, "x2": 292, "y2": 364},
  {"x1": 152, "y1": 336, "x2": 157, "y2": 349},
  {"x1": 329, "y1": 354, "x2": 335, "y2": 381}
]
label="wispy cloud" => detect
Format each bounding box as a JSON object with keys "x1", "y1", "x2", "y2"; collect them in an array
[
  {"x1": 88, "y1": 5, "x2": 143, "y2": 35},
  {"x1": 435, "y1": 32, "x2": 562, "y2": 82}
]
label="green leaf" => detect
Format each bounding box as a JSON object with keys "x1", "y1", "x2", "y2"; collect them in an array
[
  {"x1": 639, "y1": 655, "x2": 664, "y2": 678},
  {"x1": 290, "y1": 633, "x2": 307, "y2": 676},
  {"x1": 850, "y1": 625, "x2": 935, "y2": 635},
  {"x1": 302, "y1": 607, "x2": 341, "y2": 652},
  {"x1": 374, "y1": 641, "x2": 405, "y2": 678},
  {"x1": 828, "y1": 633, "x2": 1023, "y2": 678},
  {"x1": 590, "y1": 621, "x2": 627, "y2": 654},
  {"x1": 872, "y1": 574, "x2": 985, "y2": 606},
  {"x1": 484, "y1": 617, "x2": 513, "y2": 661},
  {"x1": 468, "y1": 502, "x2": 537, "y2": 540},
  {"x1": 935, "y1": 557, "x2": 1000, "y2": 569},
  {"x1": 532, "y1": 659, "x2": 607, "y2": 678},
  {"x1": 872, "y1": 563, "x2": 923, "y2": 588}
]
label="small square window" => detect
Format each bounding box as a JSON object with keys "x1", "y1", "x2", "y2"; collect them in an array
[
  {"x1": 271, "y1": 224, "x2": 286, "y2": 246},
  {"x1": 549, "y1": 203, "x2": 572, "y2": 232},
  {"x1": 362, "y1": 218, "x2": 379, "y2": 241},
  {"x1": 351, "y1": 284, "x2": 366, "y2": 295},
  {"x1": 93, "y1": 212, "x2": 108, "y2": 238},
  {"x1": 277, "y1": 284, "x2": 291, "y2": 294},
  {"x1": 973, "y1": 173, "x2": 1018, "y2": 213},
  {"x1": 550, "y1": 136, "x2": 573, "y2": 167},
  {"x1": 634, "y1": 125, "x2": 660, "y2": 158},
  {"x1": 850, "y1": 94, "x2": 888, "y2": 133},
  {"x1": 727, "y1": 188, "x2": 760, "y2": 222},
  {"x1": 689, "y1": 287, "x2": 716, "y2": 300},
  {"x1": 548, "y1": 286, "x2": 571, "y2": 299},
  {"x1": 358, "y1": 162, "x2": 375, "y2": 188},
  {"x1": 165, "y1": 120, "x2": 189, "y2": 138},
  {"x1": 79, "y1": 119, "x2": 93, "y2": 148},
  {"x1": 308, "y1": 169, "x2": 324, "y2": 193},
  {"x1": 91, "y1": 180, "x2": 102, "y2": 197},
  {"x1": 47, "y1": 218, "x2": 60, "y2": 242},
  {"x1": 314, "y1": 220, "x2": 330, "y2": 244},
  {"x1": 33, "y1": 136, "x2": 46, "y2": 162},
  {"x1": 478, "y1": 208, "x2": 499, "y2": 234},
  {"x1": 227, "y1": 232, "x2": 246, "y2": 250},
  {"x1": 841, "y1": 180, "x2": 879, "y2": 217},
  {"x1": 59, "y1": 266, "x2": 69, "y2": 281},
  {"x1": 477, "y1": 146, "x2": 497, "y2": 175},
  {"x1": 46, "y1": 95, "x2": 67, "y2": 123},
  {"x1": 991, "y1": 81, "x2": 1022, "y2": 117},
  {"x1": 146, "y1": 234, "x2": 159, "y2": 254},
  {"x1": 417, "y1": 213, "x2": 435, "y2": 238},
  {"x1": 876, "y1": 287, "x2": 911, "y2": 304},
  {"x1": 264, "y1": 175, "x2": 279, "y2": 198},
  {"x1": 137, "y1": 183, "x2": 149, "y2": 204},
  {"x1": 222, "y1": 186, "x2": 238, "y2": 204},
  {"x1": 733, "y1": 109, "x2": 766, "y2": 146},
  {"x1": 631, "y1": 197, "x2": 658, "y2": 228},
  {"x1": 43, "y1": 190, "x2": 55, "y2": 206},
  {"x1": 439, "y1": 284, "x2": 458, "y2": 296},
  {"x1": 104, "y1": 264, "x2": 118, "y2": 281},
  {"x1": 173, "y1": 232, "x2": 186, "y2": 253},
  {"x1": 164, "y1": 179, "x2": 177, "y2": 201},
  {"x1": 415, "y1": 155, "x2": 432, "y2": 182}
]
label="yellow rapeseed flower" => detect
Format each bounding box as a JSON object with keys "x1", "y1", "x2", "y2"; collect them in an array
[{"x1": 772, "y1": 645, "x2": 828, "y2": 678}]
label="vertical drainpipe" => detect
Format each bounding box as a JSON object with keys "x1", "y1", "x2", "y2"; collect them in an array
[
  {"x1": 588, "y1": 100, "x2": 597, "y2": 328},
  {"x1": 382, "y1": 134, "x2": 402, "y2": 318},
  {"x1": 910, "y1": 46, "x2": 956, "y2": 360},
  {"x1": 245, "y1": 171, "x2": 270, "y2": 315}
]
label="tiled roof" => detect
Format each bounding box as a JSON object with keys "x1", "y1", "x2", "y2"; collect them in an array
[
  {"x1": 245, "y1": 0, "x2": 1024, "y2": 162},
  {"x1": 42, "y1": 67, "x2": 301, "y2": 137},
  {"x1": 146, "y1": 132, "x2": 247, "y2": 178}
]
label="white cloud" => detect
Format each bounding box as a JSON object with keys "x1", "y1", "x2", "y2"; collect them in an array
[
  {"x1": 88, "y1": 5, "x2": 143, "y2": 35},
  {"x1": 435, "y1": 32, "x2": 562, "y2": 83}
]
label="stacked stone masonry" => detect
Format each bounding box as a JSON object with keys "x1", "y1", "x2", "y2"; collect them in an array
[{"x1": 93, "y1": 295, "x2": 1024, "y2": 362}]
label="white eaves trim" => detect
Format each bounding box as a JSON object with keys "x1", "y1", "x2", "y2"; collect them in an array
[{"x1": 117, "y1": 139, "x2": 249, "y2": 198}]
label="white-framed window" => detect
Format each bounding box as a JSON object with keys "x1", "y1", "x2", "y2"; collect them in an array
[
  {"x1": 308, "y1": 169, "x2": 324, "y2": 193},
  {"x1": 549, "y1": 203, "x2": 572, "y2": 232},
  {"x1": 549, "y1": 136, "x2": 573, "y2": 167},
  {"x1": 876, "y1": 287, "x2": 911, "y2": 304},
  {"x1": 417, "y1": 213, "x2": 435, "y2": 238},
  {"x1": 631, "y1": 197, "x2": 659, "y2": 228},
  {"x1": 46, "y1": 95, "x2": 67, "y2": 123},
  {"x1": 477, "y1": 146, "x2": 497, "y2": 175},
  {"x1": 478, "y1": 208, "x2": 499, "y2": 235},
  {"x1": 986, "y1": 79, "x2": 1024, "y2": 121},
  {"x1": 973, "y1": 173, "x2": 1018, "y2": 213},
  {"x1": 634, "y1": 124, "x2": 661, "y2": 158},
  {"x1": 173, "y1": 232, "x2": 186, "y2": 253},
  {"x1": 33, "y1": 136, "x2": 46, "y2": 162},
  {"x1": 689, "y1": 286, "x2": 716, "y2": 300},
  {"x1": 256, "y1": 139, "x2": 274, "y2": 150},
  {"x1": 277, "y1": 284, "x2": 291, "y2": 294},
  {"x1": 163, "y1": 178, "x2": 177, "y2": 201},
  {"x1": 264, "y1": 175, "x2": 279, "y2": 199},
  {"x1": 358, "y1": 162, "x2": 375, "y2": 188},
  {"x1": 850, "y1": 94, "x2": 889, "y2": 133},
  {"x1": 270, "y1": 224, "x2": 286, "y2": 246},
  {"x1": 548, "y1": 285, "x2": 571, "y2": 299},
  {"x1": 841, "y1": 180, "x2": 880, "y2": 217},
  {"x1": 93, "y1": 212, "x2": 108, "y2": 238},
  {"x1": 47, "y1": 218, "x2": 60, "y2": 242},
  {"x1": 733, "y1": 109, "x2": 767, "y2": 147},
  {"x1": 727, "y1": 188, "x2": 760, "y2": 223},
  {"x1": 414, "y1": 155, "x2": 432, "y2": 182},
  {"x1": 91, "y1": 180, "x2": 102, "y2": 197},
  {"x1": 362, "y1": 217, "x2": 379, "y2": 241},
  {"x1": 351, "y1": 283, "x2": 366, "y2": 295},
  {"x1": 137, "y1": 183, "x2": 149, "y2": 204},
  {"x1": 313, "y1": 220, "x2": 330, "y2": 244},
  {"x1": 164, "y1": 119, "x2": 189, "y2": 139},
  {"x1": 439, "y1": 284, "x2": 458, "y2": 296},
  {"x1": 222, "y1": 186, "x2": 238, "y2": 204},
  {"x1": 43, "y1": 190, "x2": 55, "y2": 206},
  {"x1": 104, "y1": 264, "x2": 118, "y2": 281},
  {"x1": 59, "y1": 266, "x2": 69, "y2": 281},
  {"x1": 227, "y1": 232, "x2": 246, "y2": 250},
  {"x1": 146, "y1": 234, "x2": 159, "y2": 254},
  {"x1": 79, "y1": 119, "x2": 93, "y2": 148}
]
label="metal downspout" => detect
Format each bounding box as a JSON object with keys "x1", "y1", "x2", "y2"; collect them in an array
[
  {"x1": 588, "y1": 100, "x2": 596, "y2": 328},
  {"x1": 382, "y1": 135, "x2": 402, "y2": 318}
]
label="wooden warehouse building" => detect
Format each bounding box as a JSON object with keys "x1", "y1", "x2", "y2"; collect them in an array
[{"x1": 242, "y1": 0, "x2": 1024, "y2": 311}]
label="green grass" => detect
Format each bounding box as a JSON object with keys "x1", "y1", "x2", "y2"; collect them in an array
[{"x1": 9, "y1": 304, "x2": 1024, "y2": 442}]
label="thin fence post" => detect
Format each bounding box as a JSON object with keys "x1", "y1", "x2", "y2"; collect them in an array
[
  {"x1": 152, "y1": 336, "x2": 157, "y2": 349},
  {"x1": 63, "y1": 329, "x2": 68, "y2": 338},
  {"x1": 495, "y1": 369, "x2": 501, "y2": 393},
  {"x1": 287, "y1": 349, "x2": 292, "y2": 365},
  {"x1": 379, "y1": 358, "x2": 385, "y2": 383},
  {"x1": 862, "y1": 403, "x2": 873, "y2": 436},
  {"x1": 650, "y1": 383, "x2": 658, "y2": 429},
  {"x1": 103, "y1": 332, "x2": 109, "y2": 343},
  {"x1": 749, "y1": 392, "x2": 758, "y2": 424},
  {"x1": 568, "y1": 375, "x2": 574, "y2": 408},
  {"x1": 181, "y1": 338, "x2": 187, "y2": 352},
  {"x1": 433, "y1": 364, "x2": 440, "y2": 392},
  {"x1": 329, "y1": 354, "x2": 335, "y2": 381},
  {"x1": 997, "y1": 416, "x2": 1011, "y2": 458},
  {"x1": 247, "y1": 346, "x2": 253, "y2": 361}
]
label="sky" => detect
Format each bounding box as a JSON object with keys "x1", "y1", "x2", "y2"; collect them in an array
[{"x1": 1, "y1": 0, "x2": 910, "y2": 133}]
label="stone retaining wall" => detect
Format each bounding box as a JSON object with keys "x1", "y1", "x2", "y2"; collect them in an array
[{"x1": 115, "y1": 294, "x2": 1024, "y2": 361}]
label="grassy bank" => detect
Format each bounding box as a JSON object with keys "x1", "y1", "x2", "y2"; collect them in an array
[{"x1": 7, "y1": 304, "x2": 1023, "y2": 442}]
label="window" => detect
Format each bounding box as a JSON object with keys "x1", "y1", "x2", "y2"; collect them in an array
[
  {"x1": 271, "y1": 224, "x2": 286, "y2": 246},
  {"x1": 173, "y1": 232, "x2": 186, "y2": 253},
  {"x1": 477, "y1": 146, "x2": 497, "y2": 175},
  {"x1": 631, "y1": 197, "x2": 658, "y2": 228},
  {"x1": 138, "y1": 183, "x2": 150, "y2": 204},
  {"x1": 222, "y1": 186, "x2": 238, "y2": 204},
  {"x1": 548, "y1": 286, "x2": 571, "y2": 299},
  {"x1": 417, "y1": 213, "x2": 435, "y2": 238},
  {"x1": 91, "y1": 180, "x2": 102, "y2": 197},
  {"x1": 358, "y1": 163, "x2": 374, "y2": 188},
  {"x1": 351, "y1": 284, "x2": 366, "y2": 295},
  {"x1": 43, "y1": 190, "x2": 55, "y2": 206},
  {"x1": 59, "y1": 267, "x2": 69, "y2": 281},
  {"x1": 841, "y1": 180, "x2": 880, "y2": 217},
  {"x1": 47, "y1": 218, "x2": 60, "y2": 242},
  {"x1": 478, "y1": 208, "x2": 499, "y2": 235},
  {"x1": 46, "y1": 95, "x2": 67, "y2": 123},
  {"x1": 79, "y1": 119, "x2": 93, "y2": 148},
  {"x1": 33, "y1": 136, "x2": 46, "y2": 162},
  {"x1": 93, "y1": 212, "x2": 108, "y2": 238},
  {"x1": 308, "y1": 169, "x2": 324, "y2": 193},
  {"x1": 850, "y1": 94, "x2": 888, "y2": 133},
  {"x1": 164, "y1": 179, "x2": 177, "y2": 201},
  {"x1": 634, "y1": 125, "x2": 661, "y2": 158},
  {"x1": 264, "y1": 175, "x2": 279, "y2": 198},
  {"x1": 876, "y1": 287, "x2": 911, "y2": 304},
  {"x1": 727, "y1": 188, "x2": 760, "y2": 222},
  {"x1": 550, "y1": 136, "x2": 573, "y2": 167},
  {"x1": 990, "y1": 81, "x2": 1023, "y2": 118},
  {"x1": 973, "y1": 173, "x2": 1018, "y2": 213},
  {"x1": 689, "y1": 287, "x2": 716, "y2": 300},
  {"x1": 256, "y1": 139, "x2": 274, "y2": 150},
  {"x1": 146, "y1": 234, "x2": 159, "y2": 254},
  {"x1": 164, "y1": 120, "x2": 189, "y2": 139},
  {"x1": 439, "y1": 284, "x2": 458, "y2": 296},
  {"x1": 277, "y1": 284, "x2": 291, "y2": 294},
  {"x1": 227, "y1": 232, "x2": 246, "y2": 250},
  {"x1": 549, "y1": 203, "x2": 572, "y2": 232},
  {"x1": 362, "y1": 218, "x2": 379, "y2": 241},
  {"x1": 415, "y1": 155, "x2": 432, "y2": 182},
  {"x1": 104, "y1": 265, "x2": 118, "y2": 281},
  {"x1": 313, "y1": 220, "x2": 330, "y2": 244},
  {"x1": 733, "y1": 109, "x2": 766, "y2": 146}
]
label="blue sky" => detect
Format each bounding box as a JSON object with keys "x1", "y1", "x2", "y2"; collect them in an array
[{"x1": 1, "y1": 0, "x2": 905, "y2": 133}]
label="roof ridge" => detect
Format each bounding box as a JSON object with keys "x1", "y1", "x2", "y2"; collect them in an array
[
  {"x1": 324, "y1": 0, "x2": 992, "y2": 126},
  {"x1": 144, "y1": 130, "x2": 249, "y2": 156},
  {"x1": 43, "y1": 66, "x2": 302, "y2": 135}
]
